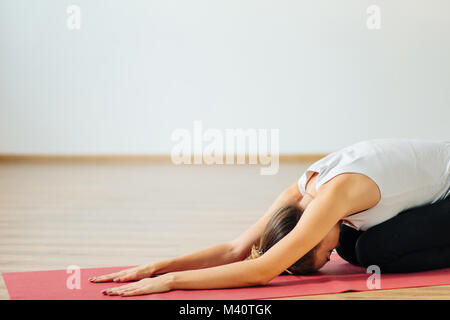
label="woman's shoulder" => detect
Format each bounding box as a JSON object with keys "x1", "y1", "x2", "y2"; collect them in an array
[{"x1": 317, "y1": 173, "x2": 381, "y2": 216}]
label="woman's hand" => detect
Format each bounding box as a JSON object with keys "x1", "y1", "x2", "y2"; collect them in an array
[
  {"x1": 101, "y1": 274, "x2": 173, "y2": 297},
  {"x1": 89, "y1": 263, "x2": 155, "y2": 283}
]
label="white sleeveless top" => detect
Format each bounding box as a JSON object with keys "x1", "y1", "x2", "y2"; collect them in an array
[{"x1": 297, "y1": 139, "x2": 450, "y2": 231}]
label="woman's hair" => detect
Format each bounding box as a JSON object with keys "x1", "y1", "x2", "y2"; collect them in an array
[{"x1": 248, "y1": 205, "x2": 318, "y2": 275}]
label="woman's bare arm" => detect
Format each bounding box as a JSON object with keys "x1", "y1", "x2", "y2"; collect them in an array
[
  {"x1": 90, "y1": 242, "x2": 239, "y2": 283},
  {"x1": 102, "y1": 258, "x2": 267, "y2": 296},
  {"x1": 102, "y1": 176, "x2": 379, "y2": 296},
  {"x1": 91, "y1": 182, "x2": 302, "y2": 283}
]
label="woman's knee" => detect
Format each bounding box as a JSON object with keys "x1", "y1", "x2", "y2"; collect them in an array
[
  {"x1": 354, "y1": 229, "x2": 391, "y2": 267},
  {"x1": 355, "y1": 197, "x2": 450, "y2": 270}
]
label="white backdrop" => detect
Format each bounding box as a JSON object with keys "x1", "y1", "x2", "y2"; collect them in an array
[{"x1": 0, "y1": 0, "x2": 449, "y2": 154}]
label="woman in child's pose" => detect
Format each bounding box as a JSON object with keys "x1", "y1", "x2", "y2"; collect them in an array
[{"x1": 90, "y1": 138, "x2": 450, "y2": 296}]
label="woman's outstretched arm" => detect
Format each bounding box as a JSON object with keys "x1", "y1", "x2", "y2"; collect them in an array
[
  {"x1": 101, "y1": 174, "x2": 379, "y2": 296},
  {"x1": 90, "y1": 182, "x2": 302, "y2": 283},
  {"x1": 101, "y1": 184, "x2": 341, "y2": 296}
]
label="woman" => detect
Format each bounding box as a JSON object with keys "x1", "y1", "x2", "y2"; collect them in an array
[{"x1": 90, "y1": 138, "x2": 450, "y2": 296}]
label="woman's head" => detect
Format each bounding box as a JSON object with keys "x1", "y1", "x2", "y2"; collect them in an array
[{"x1": 250, "y1": 205, "x2": 341, "y2": 274}]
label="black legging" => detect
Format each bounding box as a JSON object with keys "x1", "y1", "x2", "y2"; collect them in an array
[{"x1": 336, "y1": 196, "x2": 450, "y2": 273}]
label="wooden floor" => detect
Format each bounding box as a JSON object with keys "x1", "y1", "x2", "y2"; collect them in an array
[{"x1": 0, "y1": 161, "x2": 449, "y2": 300}]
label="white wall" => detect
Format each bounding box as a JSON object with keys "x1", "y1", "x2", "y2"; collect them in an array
[{"x1": 0, "y1": 0, "x2": 449, "y2": 154}]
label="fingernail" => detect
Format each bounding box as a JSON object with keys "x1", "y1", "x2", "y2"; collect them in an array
[
  {"x1": 89, "y1": 277, "x2": 96, "y2": 281},
  {"x1": 101, "y1": 290, "x2": 107, "y2": 294},
  {"x1": 113, "y1": 278, "x2": 120, "y2": 282}
]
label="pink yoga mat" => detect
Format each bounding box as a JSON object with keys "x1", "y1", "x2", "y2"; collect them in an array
[{"x1": 3, "y1": 254, "x2": 450, "y2": 300}]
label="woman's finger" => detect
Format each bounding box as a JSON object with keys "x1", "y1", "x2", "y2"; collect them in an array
[
  {"x1": 102, "y1": 282, "x2": 139, "y2": 295},
  {"x1": 90, "y1": 272, "x2": 122, "y2": 283},
  {"x1": 92, "y1": 267, "x2": 150, "y2": 283},
  {"x1": 113, "y1": 266, "x2": 154, "y2": 283},
  {"x1": 120, "y1": 287, "x2": 147, "y2": 296},
  {"x1": 112, "y1": 271, "x2": 138, "y2": 283}
]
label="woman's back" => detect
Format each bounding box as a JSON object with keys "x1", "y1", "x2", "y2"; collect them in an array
[{"x1": 298, "y1": 138, "x2": 450, "y2": 230}]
